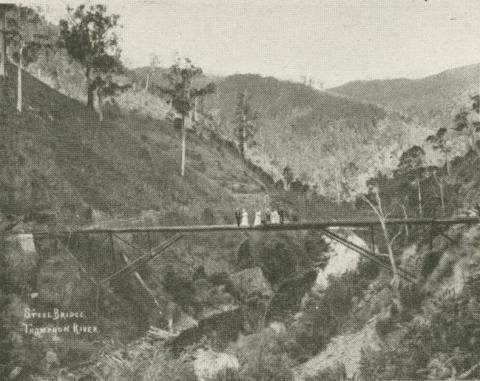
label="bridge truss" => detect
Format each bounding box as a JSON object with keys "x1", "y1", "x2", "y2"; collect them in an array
[{"x1": 13, "y1": 216, "x2": 479, "y2": 315}]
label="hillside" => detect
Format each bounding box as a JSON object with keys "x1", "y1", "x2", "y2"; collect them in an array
[
  {"x1": 4, "y1": 54, "x2": 480, "y2": 381},
  {"x1": 0, "y1": 63, "x2": 269, "y2": 224},
  {"x1": 330, "y1": 63, "x2": 480, "y2": 126},
  {"x1": 34, "y1": 56, "x2": 436, "y2": 202},
  {"x1": 0, "y1": 62, "x2": 337, "y2": 379},
  {"x1": 201, "y1": 74, "x2": 431, "y2": 199}
]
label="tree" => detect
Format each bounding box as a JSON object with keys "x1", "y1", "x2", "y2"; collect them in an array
[
  {"x1": 453, "y1": 95, "x2": 480, "y2": 157},
  {"x1": 426, "y1": 165, "x2": 447, "y2": 217},
  {"x1": 145, "y1": 53, "x2": 160, "y2": 91},
  {"x1": 426, "y1": 127, "x2": 451, "y2": 175},
  {"x1": 233, "y1": 91, "x2": 258, "y2": 158},
  {"x1": 155, "y1": 57, "x2": 215, "y2": 176},
  {"x1": 339, "y1": 161, "x2": 362, "y2": 204},
  {"x1": 59, "y1": 4, "x2": 122, "y2": 112},
  {"x1": 91, "y1": 74, "x2": 131, "y2": 121},
  {"x1": 283, "y1": 165, "x2": 294, "y2": 190},
  {"x1": 8, "y1": 6, "x2": 54, "y2": 112},
  {"x1": 0, "y1": 4, "x2": 16, "y2": 78},
  {"x1": 361, "y1": 184, "x2": 402, "y2": 306},
  {"x1": 395, "y1": 145, "x2": 426, "y2": 217}
]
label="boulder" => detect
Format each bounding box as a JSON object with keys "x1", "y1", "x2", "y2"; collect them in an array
[
  {"x1": 193, "y1": 349, "x2": 239, "y2": 381},
  {"x1": 229, "y1": 267, "x2": 272, "y2": 300},
  {"x1": 3, "y1": 233, "x2": 39, "y2": 285},
  {"x1": 172, "y1": 311, "x2": 198, "y2": 333}
]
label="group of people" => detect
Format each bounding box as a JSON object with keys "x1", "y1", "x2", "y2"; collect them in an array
[{"x1": 234, "y1": 208, "x2": 289, "y2": 227}]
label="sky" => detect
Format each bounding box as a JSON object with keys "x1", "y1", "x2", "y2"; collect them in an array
[{"x1": 15, "y1": 0, "x2": 480, "y2": 87}]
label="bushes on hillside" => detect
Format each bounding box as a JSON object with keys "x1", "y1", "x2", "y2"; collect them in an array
[
  {"x1": 292, "y1": 260, "x2": 378, "y2": 357},
  {"x1": 230, "y1": 328, "x2": 296, "y2": 381},
  {"x1": 360, "y1": 273, "x2": 480, "y2": 380},
  {"x1": 304, "y1": 362, "x2": 347, "y2": 381}
]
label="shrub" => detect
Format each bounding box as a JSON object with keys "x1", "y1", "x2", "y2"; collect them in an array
[
  {"x1": 239, "y1": 351, "x2": 294, "y2": 381},
  {"x1": 142, "y1": 351, "x2": 197, "y2": 381},
  {"x1": 304, "y1": 362, "x2": 346, "y2": 381},
  {"x1": 211, "y1": 367, "x2": 242, "y2": 380},
  {"x1": 231, "y1": 328, "x2": 296, "y2": 381},
  {"x1": 360, "y1": 274, "x2": 480, "y2": 380}
]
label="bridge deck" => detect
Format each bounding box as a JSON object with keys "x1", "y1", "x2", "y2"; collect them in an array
[{"x1": 26, "y1": 216, "x2": 480, "y2": 236}]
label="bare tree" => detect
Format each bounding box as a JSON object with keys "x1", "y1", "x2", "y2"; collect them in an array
[{"x1": 361, "y1": 186, "x2": 402, "y2": 298}]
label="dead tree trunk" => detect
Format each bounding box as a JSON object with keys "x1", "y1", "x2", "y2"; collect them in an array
[
  {"x1": 86, "y1": 66, "x2": 94, "y2": 109},
  {"x1": 362, "y1": 190, "x2": 402, "y2": 309},
  {"x1": 96, "y1": 88, "x2": 104, "y2": 122},
  {"x1": 181, "y1": 117, "x2": 186, "y2": 176},
  {"x1": 16, "y1": 45, "x2": 23, "y2": 112},
  {"x1": 416, "y1": 177, "x2": 423, "y2": 217},
  {"x1": 239, "y1": 111, "x2": 246, "y2": 158},
  {"x1": 398, "y1": 201, "x2": 409, "y2": 243},
  {"x1": 444, "y1": 151, "x2": 450, "y2": 175},
  {"x1": 334, "y1": 168, "x2": 342, "y2": 206},
  {"x1": 433, "y1": 172, "x2": 446, "y2": 216},
  {"x1": 0, "y1": 10, "x2": 5, "y2": 77}
]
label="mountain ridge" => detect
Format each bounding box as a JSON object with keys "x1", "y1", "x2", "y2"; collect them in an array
[{"x1": 330, "y1": 62, "x2": 480, "y2": 125}]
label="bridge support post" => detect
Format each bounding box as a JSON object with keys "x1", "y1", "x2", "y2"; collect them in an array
[
  {"x1": 147, "y1": 232, "x2": 153, "y2": 251},
  {"x1": 370, "y1": 226, "x2": 375, "y2": 253},
  {"x1": 430, "y1": 221, "x2": 435, "y2": 251},
  {"x1": 109, "y1": 233, "x2": 115, "y2": 269},
  {"x1": 95, "y1": 284, "x2": 100, "y2": 317}
]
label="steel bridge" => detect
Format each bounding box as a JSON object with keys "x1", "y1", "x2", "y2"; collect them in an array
[
  {"x1": 25, "y1": 216, "x2": 479, "y2": 284},
  {"x1": 11, "y1": 216, "x2": 478, "y2": 318},
  {"x1": 28, "y1": 216, "x2": 480, "y2": 236}
]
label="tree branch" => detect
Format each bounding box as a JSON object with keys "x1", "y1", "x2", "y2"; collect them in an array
[
  {"x1": 389, "y1": 227, "x2": 403, "y2": 246},
  {"x1": 361, "y1": 194, "x2": 383, "y2": 221}
]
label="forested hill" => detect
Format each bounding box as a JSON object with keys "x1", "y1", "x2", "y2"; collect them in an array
[
  {"x1": 208, "y1": 73, "x2": 386, "y2": 131},
  {"x1": 330, "y1": 63, "x2": 480, "y2": 125},
  {"x1": 199, "y1": 73, "x2": 427, "y2": 198}
]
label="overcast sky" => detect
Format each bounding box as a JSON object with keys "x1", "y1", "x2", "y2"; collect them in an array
[{"x1": 27, "y1": 0, "x2": 480, "y2": 86}]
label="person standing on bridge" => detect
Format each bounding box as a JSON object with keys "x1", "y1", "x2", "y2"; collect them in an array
[
  {"x1": 240, "y1": 208, "x2": 249, "y2": 227},
  {"x1": 271, "y1": 210, "x2": 280, "y2": 224},
  {"x1": 235, "y1": 208, "x2": 242, "y2": 226},
  {"x1": 263, "y1": 209, "x2": 271, "y2": 225},
  {"x1": 253, "y1": 211, "x2": 262, "y2": 226}
]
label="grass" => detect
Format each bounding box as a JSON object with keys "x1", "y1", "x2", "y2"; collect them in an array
[{"x1": 0, "y1": 63, "x2": 269, "y2": 224}]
